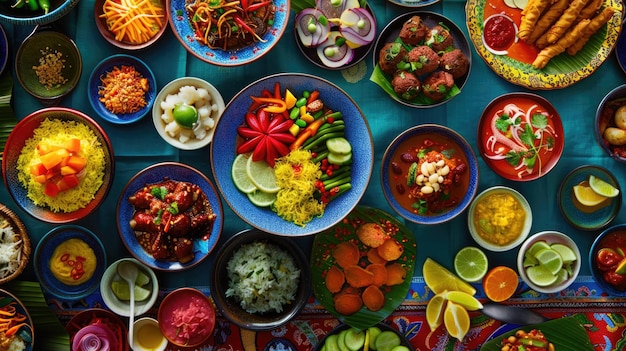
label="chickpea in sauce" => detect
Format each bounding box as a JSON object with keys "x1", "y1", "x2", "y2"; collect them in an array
[{"x1": 473, "y1": 192, "x2": 527, "y2": 246}]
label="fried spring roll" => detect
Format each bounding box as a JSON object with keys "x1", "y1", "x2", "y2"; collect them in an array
[
  {"x1": 577, "y1": 0, "x2": 604, "y2": 21},
  {"x1": 519, "y1": 0, "x2": 553, "y2": 41},
  {"x1": 533, "y1": 18, "x2": 590, "y2": 69},
  {"x1": 546, "y1": 0, "x2": 591, "y2": 44},
  {"x1": 567, "y1": 7, "x2": 616, "y2": 55},
  {"x1": 527, "y1": 0, "x2": 570, "y2": 44}
]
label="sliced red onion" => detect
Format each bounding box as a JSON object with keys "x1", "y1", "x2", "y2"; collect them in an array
[
  {"x1": 296, "y1": 8, "x2": 331, "y2": 47},
  {"x1": 317, "y1": 31, "x2": 354, "y2": 68},
  {"x1": 339, "y1": 7, "x2": 376, "y2": 47},
  {"x1": 72, "y1": 324, "x2": 116, "y2": 351},
  {"x1": 315, "y1": 0, "x2": 360, "y2": 19}
]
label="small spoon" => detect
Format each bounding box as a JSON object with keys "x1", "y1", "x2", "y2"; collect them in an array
[{"x1": 117, "y1": 261, "x2": 139, "y2": 346}]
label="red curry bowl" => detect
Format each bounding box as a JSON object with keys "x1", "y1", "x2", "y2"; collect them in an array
[
  {"x1": 157, "y1": 288, "x2": 215, "y2": 347},
  {"x1": 589, "y1": 224, "x2": 626, "y2": 296},
  {"x1": 477, "y1": 92, "x2": 564, "y2": 182}
]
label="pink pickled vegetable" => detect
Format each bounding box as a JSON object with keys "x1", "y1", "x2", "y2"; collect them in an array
[{"x1": 72, "y1": 324, "x2": 117, "y2": 351}]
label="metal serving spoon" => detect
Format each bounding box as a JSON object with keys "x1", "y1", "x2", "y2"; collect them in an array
[
  {"x1": 117, "y1": 261, "x2": 139, "y2": 346},
  {"x1": 481, "y1": 303, "x2": 549, "y2": 325}
]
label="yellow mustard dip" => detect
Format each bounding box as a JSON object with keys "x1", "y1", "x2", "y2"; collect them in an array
[
  {"x1": 473, "y1": 192, "x2": 526, "y2": 246},
  {"x1": 49, "y1": 238, "x2": 97, "y2": 285}
]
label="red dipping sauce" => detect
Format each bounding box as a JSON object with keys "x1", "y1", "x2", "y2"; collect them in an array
[
  {"x1": 483, "y1": 14, "x2": 517, "y2": 52},
  {"x1": 594, "y1": 229, "x2": 626, "y2": 292}
]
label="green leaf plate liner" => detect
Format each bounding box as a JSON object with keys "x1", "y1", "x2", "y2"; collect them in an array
[
  {"x1": 480, "y1": 316, "x2": 594, "y2": 351},
  {"x1": 310, "y1": 205, "x2": 417, "y2": 330}
]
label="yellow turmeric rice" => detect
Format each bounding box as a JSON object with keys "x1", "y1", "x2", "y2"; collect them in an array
[
  {"x1": 16, "y1": 118, "x2": 107, "y2": 213},
  {"x1": 273, "y1": 149, "x2": 324, "y2": 226}
]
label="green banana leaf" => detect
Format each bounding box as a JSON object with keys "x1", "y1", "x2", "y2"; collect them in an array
[
  {"x1": 0, "y1": 70, "x2": 17, "y2": 163},
  {"x1": 480, "y1": 316, "x2": 594, "y2": 351}
]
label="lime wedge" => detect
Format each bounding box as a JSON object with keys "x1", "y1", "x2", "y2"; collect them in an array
[
  {"x1": 111, "y1": 280, "x2": 151, "y2": 302},
  {"x1": 453, "y1": 246, "x2": 489, "y2": 283},
  {"x1": 445, "y1": 290, "x2": 483, "y2": 311},
  {"x1": 135, "y1": 270, "x2": 151, "y2": 287},
  {"x1": 550, "y1": 243, "x2": 577, "y2": 264},
  {"x1": 232, "y1": 153, "x2": 257, "y2": 193},
  {"x1": 526, "y1": 240, "x2": 551, "y2": 258},
  {"x1": 525, "y1": 265, "x2": 558, "y2": 287},
  {"x1": 247, "y1": 190, "x2": 277, "y2": 207},
  {"x1": 589, "y1": 175, "x2": 620, "y2": 198},
  {"x1": 246, "y1": 156, "x2": 279, "y2": 193},
  {"x1": 534, "y1": 248, "x2": 563, "y2": 275}
]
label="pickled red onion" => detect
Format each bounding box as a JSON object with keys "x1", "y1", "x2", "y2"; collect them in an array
[{"x1": 72, "y1": 324, "x2": 116, "y2": 351}]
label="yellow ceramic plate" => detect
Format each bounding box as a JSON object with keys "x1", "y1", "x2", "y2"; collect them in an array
[{"x1": 466, "y1": 0, "x2": 623, "y2": 89}]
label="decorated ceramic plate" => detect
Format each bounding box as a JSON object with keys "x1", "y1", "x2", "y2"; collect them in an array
[
  {"x1": 481, "y1": 316, "x2": 593, "y2": 350},
  {"x1": 310, "y1": 206, "x2": 417, "y2": 330},
  {"x1": 387, "y1": 0, "x2": 439, "y2": 8},
  {"x1": 466, "y1": 0, "x2": 623, "y2": 89},
  {"x1": 167, "y1": 0, "x2": 289, "y2": 66},
  {"x1": 116, "y1": 162, "x2": 223, "y2": 271},
  {"x1": 370, "y1": 11, "x2": 471, "y2": 108}
]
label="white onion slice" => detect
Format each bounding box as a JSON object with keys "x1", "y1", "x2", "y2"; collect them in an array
[
  {"x1": 296, "y1": 8, "x2": 331, "y2": 47},
  {"x1": 317, "y1": 31, "x2": 354, "y2": 68},
  {"x1": 339, "y1": 7, "x2": 376, "y2": 47}
]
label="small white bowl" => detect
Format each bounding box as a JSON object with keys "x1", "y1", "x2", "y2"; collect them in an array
[
  {"x1": 517, "y1": 231, "x2": 581, "y2": 294},
  {"x1": 152, "y1": 77, "x2": 225, "y2": 150},
  {"x1": 132, "y1": 317, "x2": 167, "y2": 351},
  {"x1": 468, "y1": 186, "x2": 532, "y2": 252},
  {"x1": 100, "y1": 258, "x2": 159, "y2": 317}
]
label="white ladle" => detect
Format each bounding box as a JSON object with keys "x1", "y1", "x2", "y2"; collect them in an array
[{"x1": 117, "y1": 260, "x2": 139, "y2": 346}]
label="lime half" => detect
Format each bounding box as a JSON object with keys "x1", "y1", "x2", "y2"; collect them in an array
[
  {"x1": 247, "y1": 190, "x2": 277, "y2": 207},
  {"x1": 589, "y1": 175, "x2": 620, "y2": 198},
  {"x1": 246, "y1": 156, "x2": 279, "y2": 193},
  {"x1": 454, "y1": 246, "x2": 489, "y2": 283},
  {"x1": 232, "y1": 153, "x2": 257, "y2": 193},
  {"x1": 525, "y1": 265, "x2": 558, "y2": 287},
  {"x1": 111, "y1": 280, "x2": 151, "y2": 301}
]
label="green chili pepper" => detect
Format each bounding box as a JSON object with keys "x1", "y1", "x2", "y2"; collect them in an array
[
  {"x1": 38, "y1": 0, "x2": 49, "y2": 13},
  {"x1": 26, "y1": 0, "x2": 39, "y2": 11}
]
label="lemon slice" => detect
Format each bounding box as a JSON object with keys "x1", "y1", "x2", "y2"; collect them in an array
[
  {"x1": 426, "y1": 292, "x2": 447, "y2": 331},
  {"x1": 444, "y1": 301, "x2": 470, "y2": 341},
  {"x1": 111, "y1": 280, "x2": 151, "y2": 302},
  {"x1": 573, "y1": 183, "x2": 608, "y2": 207},
  {"x1": 423, "y1": 258, "x2": 476, "y2": 296},
  {"x1": 246, "y1": 156, "x2": 279, "y2": 193},
  {"x1": 589, "y1": 175, "x2": 620, "y2": 198},
  {"x1": 445, "y1": 290, "x2": 483, "y2": 311},
  {"x1": 454, "y1": 246, "x2": 489, "y2": 283},
  {"x1": 247, "y1": 190, "x2": 277, "y2": 207},
  {"x1": 232, "y1": 153, "x2": 257, "y2": 193}
]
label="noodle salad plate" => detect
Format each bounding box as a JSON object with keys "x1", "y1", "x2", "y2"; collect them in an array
[
  {"x1": 466, "y1": 0, "x2": 623, "y2": 89},
  {"x1": 210, "y1": 73, "x2": 374, "y2": 236},
  {"x1": 310, "y1": 206, "x2": 417, "y2": 330},
  {"x1": 167, "y1": 0, "x2": 289, "y2": 66}
]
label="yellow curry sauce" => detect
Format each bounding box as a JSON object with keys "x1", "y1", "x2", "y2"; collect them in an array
[
  {"x1": 473, "y1": 192, "x2": 526, "y2": 246},
  {"x1": 49, "y1": 238, "x2": 97, "y2": 285}
]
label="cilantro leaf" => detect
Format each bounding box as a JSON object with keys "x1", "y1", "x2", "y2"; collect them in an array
[
  {"x1": 519, "y1": 124, "x2": 537, "y2": 147},
  {"x1": 531, "y1": 113, "x2": 548, "y2": 130},
  {"x1": 495, "y1": 114, "x2": 511, "y2": 132},
  {"x1": 151, "y1": 186, "x2": 168, "y2": 200}
]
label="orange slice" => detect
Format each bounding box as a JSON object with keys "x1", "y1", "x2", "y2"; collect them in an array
[{"x1": 482, "y1": 266, "x2": 519, "y2": 302}]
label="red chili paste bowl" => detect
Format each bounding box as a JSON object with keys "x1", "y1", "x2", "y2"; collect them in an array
[
  {"x1": 590, "y1": 224, "x2": 626, "y2": 296},
  {"x1": 157, "y1": 288, "x2": 215, "y2": 347}
]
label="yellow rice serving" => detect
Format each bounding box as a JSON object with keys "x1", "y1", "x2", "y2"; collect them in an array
[
  {"x1": 16, "y1": 118, "x2": 107, "y2": 213},
  {"x1": 273, "y1": 149, "x2": 325, "y2": 226}
]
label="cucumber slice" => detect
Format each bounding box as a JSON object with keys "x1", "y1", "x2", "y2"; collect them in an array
[
  {"x1": 367, "y1": 326, "x2": 382, "y2": 350},
  {"x1": 326, "y1": 137, "x2": 352, "y2": 155},
  {"x1": 374, "y1": 331, "x2": 401, "y2": 351},
  {"x1": 328, "y1": 151, "x2": 352, "y2": 165},
  {"x1": 337, "y1": 330, "x2": 350, "y2": 351},
  {"x1": 344, "y1": 328, "x2": 365, "y2": 351},
  {"x1": 325, "y1": 334, "x2": 340, "y2": 351}
]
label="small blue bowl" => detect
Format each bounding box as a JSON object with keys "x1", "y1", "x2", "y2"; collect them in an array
[
  {"x1": 167, "y1": 0, "x2": 289, "y2": 66},
  {"x1": 558, "y1": 165, "x2": 621, "y2": 231},
  {"x1": 34, "y1": 225, "x2": 107, "y2": 300},
  {"x1": 210, "y1": 73, "x2": 374, "y2": 236},
  {"x1": 381, "y1": 124, "x2": 480, "y2": 224},
  {"x1": 0, "y1": 0, "x2": 79, "y2": 26},
  {"x1": 116, "y1": 162, "x2": 223, "y2": 271},
  {"x1": 589, "y1": 224, "x2": 626, "y2": 296},
  {"x1": 88, "y1": 54, "x2": 157, "y2": 124}
]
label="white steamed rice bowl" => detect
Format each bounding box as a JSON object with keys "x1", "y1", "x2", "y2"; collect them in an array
[
  {"x1": 225, "y1": 241, "x2": 300, "y2": 314},
  {"x1": 159, "y1": 85, "x2": 219, "y2": 144}
]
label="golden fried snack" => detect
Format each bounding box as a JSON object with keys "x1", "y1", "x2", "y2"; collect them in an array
[
  {"x1": 527, "y1": 0, "x2": 570, "y2": 45},
  {"x1": 567, "y1": 7, "x2": 616, "y2": 55},
  {"x1": 519, "y1": 0, "x2": 553, "y2": 41},
  {"x1": 546, "y1": 0, "x2": 591, "y2": 44},
  {"x1": 577, "y1": 0, "x2": 603, "y2": 21},
  {"x1": 533, "y1": 18, "x2": 590, "y2": 69}
]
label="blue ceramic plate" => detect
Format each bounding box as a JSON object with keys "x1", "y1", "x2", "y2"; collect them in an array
[
  {"x1": 386, "y1": 0, "x2": 439, "y2": 7},
  {"x1": 1, "y1": 108, "x2": 115, "y2": 224},
  {"x1": 0, "y1": 0, "x2": 80, "y2": 26},
  {"x1": 381, "y1": 124, "x2": 479, "y2": 224},
  {"x1": 166, "y1": 0, "x2": 289, "y2": 66},
  {"x1": 0, "y1": 24, "x2": 7, "y2": 75},
  {"x1": 116, "y1": 162, "x2": 223, "y2": 271},
  {"x1": 88, "y1": 54, "x2": 157, "y2": 124},
  {"x1": 210, "y1": 73, "x2": 373, "y2": 236},
  {"x1": 34, "y1": 225, "x2": 107, "y2": 301},
  {"x1": 558, "y1": 165, "x2": 621, "y2": 231},
  {"x1": 0, "y1": 289, "x2": 33, "y2": 350}
]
